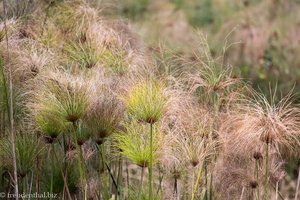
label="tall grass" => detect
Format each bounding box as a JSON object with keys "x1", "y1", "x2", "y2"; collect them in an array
[{"x1": 0, "y1": 1, "x2": 300, "y2": 200}]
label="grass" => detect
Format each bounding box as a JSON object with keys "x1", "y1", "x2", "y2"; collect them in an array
[{"x1": 0, "y1": 1, "x2": 300, "y2": 200}]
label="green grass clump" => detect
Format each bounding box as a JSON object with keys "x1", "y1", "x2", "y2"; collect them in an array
[
  {"x1": 37, "y1": 75, "x2": 90, "y2": 124},
  {"x1": 114, "y1": 122, "x2": 162, "y2": 167},
  {"x1": 124, "y1": 80, "x2": 167, "y2": 124},
  {"x1": 0, "y1": 133, "x2": 44, "y2": 177},
  {"x1": 101, "y1": 47, "x2": 128, "y2": 74},
  {"x1": 64, "y1": 41, "x2": 101, "y2": 69}
]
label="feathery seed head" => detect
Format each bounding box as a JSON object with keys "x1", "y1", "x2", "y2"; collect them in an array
[
  {"x1": 124, "y1": 79, "x2": 167, "y2": 124},
  {"x1": 85, "y1": 89, "x2": 124, "y2": 140},
  {"x1": 0, "y1": 134, "x2": 44, "y2": 177},
  {"x1": 113, "y1": 122, "x2": 163, "y2": 167}
]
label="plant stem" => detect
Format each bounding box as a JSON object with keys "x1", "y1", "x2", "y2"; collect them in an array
[
  {"x1": 53, "y1": 146, "x2": 72, "y2": 200},
  {"x1": 2, "y1": 1, "x2": 19, "y2": 198},
  {"x1": 174, "y1": 175, "x2": 177, "y2": 195},
  {"x1": 102, "y1": 143, "x2": 108, "y2": 200},
  {"x1": 126, "y1": 159, "x2": 129, "y2": 198},
  {"x1": 97, "y1": 145, "x2": 103, "y2": 199},
  {"x1": 295, "y1": 167, "x2": 300, "y2": 200},
  {"x1": 204, "y1": 163, "x2": 208, "y2": 200},
  {"x1": 117, "y1": 156, "x2": 122, "y2": 200},
  {"x1": 148, "y1": 123, "x2": 153, "y2": 200},
  {"x1": 75, "y1": 142, "x2": 85, "y2": 199},
  {"x1": 240, "y1": 187, "x2": 245, "y2": 200},
  {"x1": 191, "y1": 161, "x2": 205, "y2": 200},
  {"x1": 265, "y1": 142, "x2": 269, "y2": 200},
  {"x1": 275, "y1": 182, "x2": 278, "y2": 200},
  {"x1": 139, "y1": 167, "x2": 145, "y2": 199},
  {"x1": 255, "y1": 159, "x2": 261, "y2": 200},
  {"x1": 50, "y1": 144, "x2": 54, "y2": 200},
  {"x1": 155, "y1": 172, "x2": 164, "y2": 200},
  {"x1": 209, "y1": 173, "x2": 213, "y2": 200}
]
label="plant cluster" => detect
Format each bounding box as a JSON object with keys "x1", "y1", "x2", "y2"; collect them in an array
[{"x1": 0, "y1": 1, "x2": 299, "y2": 200}]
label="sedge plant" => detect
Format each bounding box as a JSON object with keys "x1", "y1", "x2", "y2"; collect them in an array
[
  {"x1": 113, "y1": 121, "x2": 163, "y2": 199},
  {"x1": 123, "y1": 79, "x2": 167, "y2": 200}
]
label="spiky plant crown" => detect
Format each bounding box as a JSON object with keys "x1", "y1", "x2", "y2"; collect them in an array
[
  {"x1": 50, "y1": 1, "x2": 99, "y2": 39},
  {"x1": 29, "y1": 71, "x2": 91, "y2": 143},
  {"x1": 0, "y1": 133, "x2": 44, "y2": 177},
  {"x1": 100, "y1": 46, "x2": 129, "y2": 75},
  {"x1": 35, "y1": 110, "x2": 66, "y2": 139},
  {"x1": 10, "y1": 42, "x2": 54, "y2": 83},
  {"x1": 124, "y1": 79, "x2": 167, "y2": 124},
  {"x1": 113, "y1": 122, "x2": 163, "y2": 167},
  {"x1": 226, "y1": 90, "x2": 300, "y2": 157},
  {"x1": 85, "y1": 89, "x2": 124, "y2": 142},
  {"x1": 68, "y1": 119, "x2": 90, "y2": 146},
  {"x1": 34, "y1": 71, "x2": 91, "y2": 124},
  {"x1": 184, "y1": 34, "x2": 244, "y2": 107},
  {"x1": 64, "y1": 40, "x2": 101, "y2": 69}
]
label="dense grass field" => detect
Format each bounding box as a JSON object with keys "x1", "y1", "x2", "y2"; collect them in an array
[{"x1": 0, "y1": 0, "x2": 300, "y2": 199}]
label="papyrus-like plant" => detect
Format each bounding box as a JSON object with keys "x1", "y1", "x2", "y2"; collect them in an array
[
  {"x1": 123, "y1": 79, "x2": 168, "y2": 200},
  {"x1": 0, "y1": 133, "x2": 44, "y2": 178}
]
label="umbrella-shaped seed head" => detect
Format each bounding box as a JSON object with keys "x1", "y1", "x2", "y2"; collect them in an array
[
  {"x1": 85, "y1": 91, "x2": 124, "y2": 140},
  {"x1": 124, "y1": 80, "x2": 167, "y2": 124},
  {"x1": 68, "y1": 120, "x2": 90, "y2": 146},
  {"x1": 35, "y1": 110, "x2": 66, "y2": 139},
  {"x1": 113, "y1": 122, "x2": 163, "y2": 167},
  {"x1": 38, "y1": 74, "x2": 91, "y2": 123},
  {"x1": 0, "y1": 134, "x2": 44, "y2": 177}
]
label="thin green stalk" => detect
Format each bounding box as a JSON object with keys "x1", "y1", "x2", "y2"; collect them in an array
[
  {"x1": 0, "y1": 59, "x2": 8, "y2": 137},
  {"x1": 138, "y1": 167, "x2": 145, "y2": 199},
  {"x1": 209, "y1": 173, "x2": 213, "y2": 200},
  {"x1": 2, "y1": 1, "x2": 18, "y2": 198},
  {"x1": 191, "y1": 161, "x2": 205, "y2": 200},
  {"x1": 155, "y1": 172, "x2": 164, "y2": 200},
  {"x1": 53, "y1": 146, "x2": 72, "y2": 200},
  {"x1": 102, "y1": 143, "x2": 108, "y2": 200},
  {"x1": 174, "y1": 175, "x2": 177, "y2": 195},
  {"x1": 265, "y1": 142, "x2": 269, "y2": 200},
  {"x1": 148, "y1": 123, "x2": 153, "y2": 200},
  {"x1": 28, "y1": 171, "x2": 33, "y2": 200},
  {"x1": 117, "y1": 156, "x2": 123, "y2": 200},
  {"x1": 204, "y1": 163, "x2": 208, "y2": 200},
  {"x1": 255, "y1": 160, "x2": 261, "y2": 200},
  {"x1": 50, "y1": 144, "x2": 54, "y2": 200},
  {"x1": 295, "y1": 167, "x2": 300, "y2": 200},
  {"x1": 105, "y1": 161, "x2": 119, "y2": 195},
  {"x1": 97, "y1": 145, "x2": 103, "y2": 199},
  {"x1": 75, "y1": 142, "x2": 85, "y2": 199},
  {"x1": 22, "y1": 177, "x2": 26, "y2": 195},
  {"x1": 126, "y1": 159, "x2": 129, "y2": 198}
]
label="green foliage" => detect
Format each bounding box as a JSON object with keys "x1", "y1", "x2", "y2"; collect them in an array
[
  {"x1": 85, "y1": 92, "x2": 124, "y2": 141},
  {"x1": 101, "y1": 47, "x2": 128, "y2": 74},
  {"x1": 124, "y1": 80, "x2": 167, "y2": 124},
  {"x1": 64, "y1": 41, "x2": 101, "y2": 69},
  {"x1": 0, "y1": 134, "x2": 44, "y2": 177},
  {"x1": 36, "y1": 76, "x2": 90, "y2": 123},
  {"x1": 188, "y1": 0, "x2": 215, "y2": 27},
  {"x1": 35, "y1": 110, "x2": 66, "y2": 138},
  {"x1": 69, "y1": 120, "x2": 90, "y2": 145},
  {"x1": 119, "y1": 0, "x2": 150, "y2": 20},
  {"x1": 113, "y1": 122, "x2": 162, "y2": 167},
  {"x1": 41, "y1": 147, "x2": 79, "y2": 194},
  {"x1": 127, "y1": 185, "x2": 161, "y2": 200}
]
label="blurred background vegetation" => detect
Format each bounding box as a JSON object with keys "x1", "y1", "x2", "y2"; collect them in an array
[{"x1": 114, "y1": 0, "x2": 300, "y2": 99}]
